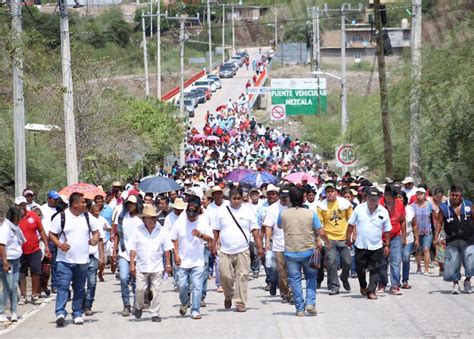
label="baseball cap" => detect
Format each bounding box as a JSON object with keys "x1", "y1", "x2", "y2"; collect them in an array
[
  {"x1": 24, "y1": 189, "x2": 34, "y2": 196},
  {"x1": 15, "y1": 196, "x2": 27, "y2": 205},
  {"x1": 325, "y1": 182, "x2": 337, "y2": 190},
  {"x1": 367, "y1": 187, "x2": 380, "y2": 199},
  {"x1": 279, "y1": 186, "x2": 290, "y2": 197},
  {"x1": 416, "y1": 187, "x2": 426, "y2": 194},
  {"x1": 125, "y1": 195, "x2": 138, "y2": 204},
  {"x1": 47, "y1": 190, "x2": 60, "y2": 199},
  {"x1": 187, "y1": 195, "x2": 202, "y2": 210},
  {"x1": 402, "y1": 177, "x2": 414, "y2": 185}
]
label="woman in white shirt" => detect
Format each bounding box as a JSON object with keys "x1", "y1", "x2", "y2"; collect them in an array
[
  {"x1": 399, "y1": 192, "x2": 419, "y2": 289},
  {"x1": 0, "y1": 207, "x2": 25, "y2": 322}
]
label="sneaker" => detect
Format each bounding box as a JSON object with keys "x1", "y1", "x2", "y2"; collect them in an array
[
  {"x1": 18, "y1": 295, "x2": 27, "y2": 305},
  {"x1": 264, "y1": 283, "x2": 271, "y2": 292},
  {"x1": 328, "y1": 289, "x2": 339, "y2": 296},
  {"x1": 452, "y1": 283, "x2": 461, "y2": 295},
  {"x1": 200, "y1": 300, "x2": 206, "y2": 307},
  {"x1": 191, "y1": 312, "x2": 202, "y2": 320},
  {"x1": 84, "y1": 308, "x2": 93, "y2": 316},
  {"x1": 217, "y1": 286, "x2": 224, "y2": 293},
  {"x1": 305, "y1": 305, "x2": 317, "y2": 316},
  {"x1": 0, "y1": 314, "x2": 9, "y2": 322},
  {"x1": 252, "y1": 271, "x2": 259, "y2": 279},
  {"x1": 295, "y1": 311, "x2": 305, "y2": 317},
  {"x1": 73, "y1": 317, "x2": 84, "y2": 325},
  {"x1": 51, "y1": 288, "x2": 58, "y2": 294},
  {"x1": 134, "y1": 308, "x2": 142, "y2": 319},
  {"x1": 31, "y1": 295, "x2": 43, "y2": 305},
  {"x1": 10, "y1": 313, "x2": 18, "y2": 322},
  {"x1": 151, "y1": 316, "x2": 161, "y2": 322},
  {"x1": 389, "y1": 287, "x2": 403, "y2": 295},
  {"x1": 463, "y1": 280, "x2": 472, "y2": 294},
  {"x1": 269, "y1": 285, "x2": 277, "y2": 296},
  {"x1": 351, "y1": 272, "x2": 358, "y2": 279},
  {"x1": 179, "y1": 304, "x2": 188, "y2": 316},
  {"x1": 121, "y1": 305, "x2": 131, "y2": 317},
  {"x1": 56, "y1": 314, "x2": 65, "y2": 326},
  {"x1": 43, "y1": 287, "x2": 51, "y2": 297}
]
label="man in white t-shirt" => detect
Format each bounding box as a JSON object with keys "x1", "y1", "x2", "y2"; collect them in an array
[
  {"x1": 213, "y1": 188, "x2": 263, "y2": 312},
  {"x1": 49, "y1": 192, "x2": 100, "y2": 326},
  {"x1": 112, "y1": 195, "x2": 142, "y2": 317},
  {"x1": 130, "y1": 205, "x2": 173, "y2": 323},
  {"x1": 247, "y1": 188, "x2": 262, "y2": 278},
  {"x1": 171, "y1": 196, "x2": 213, "y2": 320},
  {"x1": 263, "y1": 187, "x2": 290, "y2": 302},
  {"x1": 83, "y1": 204, "x2": 106, "y2": 316}
]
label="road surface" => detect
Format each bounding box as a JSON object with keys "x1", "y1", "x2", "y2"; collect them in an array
[{"x1": 1, "y1": 262, "x2": 473, "y2": 338}]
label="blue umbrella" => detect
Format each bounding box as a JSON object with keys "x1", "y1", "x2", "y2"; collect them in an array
[
  {"x1": 241, "y1": 171, "x2": 278, "y2": 188},
  {"x1": 139, "y1": 175, "x2": 182, "y2": 194}
]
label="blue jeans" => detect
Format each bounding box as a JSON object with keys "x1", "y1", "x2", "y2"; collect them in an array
[
  {"x1": 444, "y1": 243, "x2": 474, "y2": 282},
  {"x1": 176, "y1": 266, "x2": 204, "y2": 313},
  {"x1": 84, "y1": 256, "x2": 99, "y2": 309},
  {"x1": 118, "y1": 257, "x2": 136, "y2": 307},
  {"x1": 402, "y1": 241, "x2": 415, "y2": 283},
  {"x1": 215, "y1": 255, "x2": 220, "y2": 287},
  {"x1": 379, "y1": 236, "x2": 402, "y2": 288},
  {"x1": 201, "y1": 246, "x2": 210, "y2": 300},
  {"x1": 0, "y1": 259, "x2": 20, "y2": 314},
  {"x1": 285, "y1": 255, "x2": 317, "y2": 312},
  {"x1": 55, "y1": 261, "x2": 88, "y2": 318},
  {"x1": 49, "y1": 242, "x2": 57, "y2": 289},
  {"x1": 418, "y1": 233, "x2": 433, "y2": 251}
]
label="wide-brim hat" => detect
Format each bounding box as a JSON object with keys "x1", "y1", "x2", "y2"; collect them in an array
[
  {"x1": 139, "y1": 204, "x2": 158, "y2": 218},
  {"x1": 173, "y1": 198, "x2": 187, "y2": 210}
]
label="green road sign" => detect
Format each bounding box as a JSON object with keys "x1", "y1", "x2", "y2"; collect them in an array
[{"x1": 271, "y1": 78, "x2": 327, "y2": 115}]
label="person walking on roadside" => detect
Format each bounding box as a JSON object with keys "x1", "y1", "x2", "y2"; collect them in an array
[
  {"x1": 130, "y1": 204, "x2": 173, "y2": 323},
  {"x1": 317, "y1": 182, "x2": 353, "y2": 295},
  {"x1": 49, "y1": 192, "x2": 100, "y2": 326},
  {"x1": 398, "y1": 191, "x2": 419, "y2": 289},
  {"x1": 435, "y1": 185, "x2": 473, "y2": 294},
  {"x1": 378, "y1": 185, "x2": 406, "y2": 295},
  {"x1": 113, "y1": 195, "x2": 142, "y2": 317},
  {"x1": 346, "y1": 187, "x2": 392, "y2": 300},
  {"x1": 16, "y1": 196, "x2": 51, "y2": 305},
  {"x1": 0, "y1": 207, "x2": 25, "y2": 323},
  {"x1": 83, "y1": 204, "x2": 106, "y2": 316},
  {"x1": 212, "y1": 188, "x2": 264, "y2": 312},
  {"x1": 411, "y1": 187, "x2": 434, "y2": 275},
  {"x1": 171, "y1": 196, "x2": 213, "y2": 320},
  {"x1": 278, "y1": 187, "x2": 330, "y2": 316}
]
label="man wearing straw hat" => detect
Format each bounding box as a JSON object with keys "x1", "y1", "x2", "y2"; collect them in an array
[{"x1": 130, "y1": 204, "x2": 173, "y2": 323}]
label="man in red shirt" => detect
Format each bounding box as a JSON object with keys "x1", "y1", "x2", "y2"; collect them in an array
[
  {"x1": 378, "y1": 185, "x2": 406, "y2": 295},
  {"x1": 16, "y1": 196, "x2": 51, "y2": 305}
]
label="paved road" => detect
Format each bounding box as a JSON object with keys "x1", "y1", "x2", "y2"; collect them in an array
[
  {"x1": 190, "y1": 47, "x2": 262, "y2": 132},
  {"x1": 2, "y1": 262, "x2": 473, "y2": 338}
]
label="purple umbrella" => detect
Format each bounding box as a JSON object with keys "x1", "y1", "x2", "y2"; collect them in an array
[
  {"x1": 225, "y1": 169, "x2": 255, "y2": 182},
  {"x1": 186, "y1": 157, "x2": 202, "y2": 163}
]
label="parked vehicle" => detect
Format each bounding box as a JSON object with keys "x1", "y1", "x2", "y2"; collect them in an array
[
  {"x1": 206, "y1": 76, "x2": 222, "y2": 89},
  {"x1": 190, "y1": 88, "x2": 206, "y2": 103},
  {"x1": 231, "y1": 55, "x2": 245, "y2": 67},
  {"x1": 223, "y1": 61, "x2": 238, "y2": 74},
  {"x1": 193, "y1": 80, "x2": 216, "y2": 92},
  {"x1": 175, "y1": 99, "x2": 195, "y2": 118},
  {"x1": 194, "y1": 86, "x2": 212, "y2": 100},
  {"x1": 219, "y1": 65, "x2": 235, "y2": 78},
  {"x1": 183, "y1": 92, "x2": 198, "y2": 107}
]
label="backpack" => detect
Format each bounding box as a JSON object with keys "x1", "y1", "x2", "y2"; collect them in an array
[{"x1": 58, "y1": 211, "x2": 92, "y2": 241}]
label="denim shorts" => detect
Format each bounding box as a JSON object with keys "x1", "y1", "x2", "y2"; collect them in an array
[{"x1": 418, "y1": 233, "x2": 433, "y2": 251}]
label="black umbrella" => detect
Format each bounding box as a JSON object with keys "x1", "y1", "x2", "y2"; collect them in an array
[{"x1": 139, "y1": 175, "x2": 182, "y2": 194}]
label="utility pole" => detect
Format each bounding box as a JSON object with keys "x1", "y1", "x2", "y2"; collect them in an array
[
  {"x1": 374, "y1": 0, "x2": 393, "y2": 178},
  {"x1": 141, "y1": 11, "x2": 150, "y2": 96},
  {"x1": 59, "y1": 0, "x2": 78, "y2": 184},
  {"x1": 149, "y1": 0, "x2": 153, "y2": 38},
  {"x1": 274, "y1": 5, "x2": 278, "y2": 50},
  {"x1": 409, "y1": 0, "x2": 422, "y2": 183},
  {"x1": 222, "y1": 4, "x2": 225, "y2": 64},
  {"x1": 231, "y1": 5, "x2": 235, "y2": 55},
  {"x1": 207, "y1": 0, "x2": 212, "y2": 70},
  {"x1": 156, "y1": 1, "x2": 161, "y2": 98},
  {"x1": 12, "y1": 0, "x2": 26, "y2": 196},
  {"x1": 310, "y1": 7, "x2": 321, "y2": 115}
]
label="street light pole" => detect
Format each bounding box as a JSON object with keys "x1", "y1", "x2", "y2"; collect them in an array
[
  {"x1": 59, "y1": 0, "x2": 78, "y2": 184},
  {"x1": 231, "y1": 5, "x2": 235, "y2": 55},
  {"x1": 222, "y1": 4, "x2": 225, "y2": 64},
  {"x1": 341, "y1": 4, "x2": 348, "y2": 134},
  {"x1": 157, "y1": 1, "x2": 161, "y2": 98},
  {"x1": 12, "y1": 0, "x2": 26, "y2": 196},
  {"x1": 141, "y1": 11, "x2": 150, "y2": 96},
  {"x1": 207, "y1": 0, "x2": 212, "y2": 70}
]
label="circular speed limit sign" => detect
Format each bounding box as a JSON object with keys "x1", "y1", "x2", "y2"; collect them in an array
[{"x1": 336, "y1": 144, "x2": 357, "y2": 166}]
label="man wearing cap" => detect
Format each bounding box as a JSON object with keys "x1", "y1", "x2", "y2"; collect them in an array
[
  {"x1": 23, "y1": 189, "x2": 40, "y2": 211},
  {"x1": 263, "y1": 185, "x2": 291, "y2": 302},
  {"x1": 401, "y1": 177, "x2": 417, "y2": 200},
  {"x1": 346, "y1": 187, "x2": 392, "y2": 299},
  {"x1": 317, "y1": 182, "x2": 353, "y2": 295},
  {"x1": 130, "y1": 204, "x2": 173, "y2": 322},
  {"x1": 171, "y1": 196, "x2": 213, "y2": 320},
  {"x1": 113, "y1": 195, "x2": 142, "y2": 317},
  {"x1": 16, "y1": 196, "x2": 51, "y2": 305},
  {"x1": 39, "y1": 190, "x2": 61, "y2": 296}
]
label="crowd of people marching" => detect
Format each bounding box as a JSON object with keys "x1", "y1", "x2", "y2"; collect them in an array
[{"x1": 0, "y1": 53, "x2": 472, "y2": 327}]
